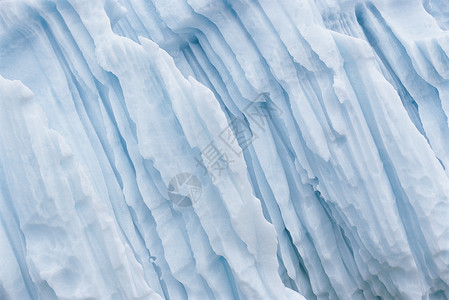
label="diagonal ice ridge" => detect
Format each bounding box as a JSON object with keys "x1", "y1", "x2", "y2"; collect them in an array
[{"x1": 0, "y1": 0, "x2": 448, "y2": 299}]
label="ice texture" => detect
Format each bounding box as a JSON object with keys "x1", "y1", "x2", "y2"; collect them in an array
[{"x1": 0, "y1": 0, "x2": 448, "y2": 299}]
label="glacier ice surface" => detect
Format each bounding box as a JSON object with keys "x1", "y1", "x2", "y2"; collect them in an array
[{"x1": 0, "y1": 0, "x2": 449, "y2": 299}]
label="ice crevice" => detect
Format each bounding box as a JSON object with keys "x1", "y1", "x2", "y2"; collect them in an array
[{"x1": 0, "y1": 0, "x2": 449, "y2": 299}]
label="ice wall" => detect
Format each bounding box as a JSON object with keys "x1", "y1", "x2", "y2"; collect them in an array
[{"x1": 0, "y1": 0, "x2": 448, "y2": 299}]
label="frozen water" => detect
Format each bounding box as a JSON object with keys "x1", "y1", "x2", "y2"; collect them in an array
[{"x1": 0, "y1": 0, "x2": 448, "y2": 299}]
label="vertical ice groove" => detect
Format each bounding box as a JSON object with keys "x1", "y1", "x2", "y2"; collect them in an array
[
  {"x1": 1, "y1": 0, "x2": 449, "y2": 299},
  {"x1": 0, "y1": 76, "x2": 160, "y2": 299},
  {"x1": 354, "y1": 2, "x2": 449, "y2": 177}
]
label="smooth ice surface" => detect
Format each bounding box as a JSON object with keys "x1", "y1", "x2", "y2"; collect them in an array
[{"x1": 0, "y1": 0, "x2": 448, "y2": 299}]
